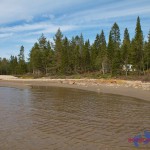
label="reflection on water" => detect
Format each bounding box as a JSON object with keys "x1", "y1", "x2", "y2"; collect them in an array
[{"x1": 0, "y1": 86, "x2": 150, "y2": 150}]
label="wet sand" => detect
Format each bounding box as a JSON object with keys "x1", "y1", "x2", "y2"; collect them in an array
[
  {"x1": 0, "y1": 78, "x2": 150, "y2": 101},
  {"x1": 1, "y1": 86, "x2": 150, "y2": 150}
]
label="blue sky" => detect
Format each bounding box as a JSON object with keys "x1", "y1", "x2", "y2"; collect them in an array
[{"x1": 0, "y1": 0, "x2": 150, "y2": 59}]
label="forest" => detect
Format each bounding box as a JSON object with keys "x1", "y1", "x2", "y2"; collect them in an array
[{"x1": 0, "y1": 17, "x2": 150, "y2": 78}]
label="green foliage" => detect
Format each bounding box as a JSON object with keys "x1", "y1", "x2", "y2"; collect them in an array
[
  {"x1": 18, "y1": 46, "x2": 27, "y2": 74},
  {"x1": 0, "y1": 16, "x2": 150, "y2": 77},
  {"x1": 54, "y1": 28, "x2": 63, "y2": 72},
  {"x1": 9, "y1": 55, "x2": 18, "y2": 74},
  {"x1": 29, "y1": 35, "x2": 54, "y2": 75},
  {"x1": 144, "y1": 31, "x2": 150, "y2": 70},
  {"x1": 0, "y1": 58, "x2": 9, "y2": 74},
  {"x1": 110, "y1": 22, "x2": 121, "y2": 74},
  {"x1": 61, "y1": 37, "x2": 69, "y2": 73},
  {"x1": 121, "y1": 28, "x2": 131, "y2": 76},
  {"x1": 107, "y1": 31, "x2": 114, "y2": 73},
  {"x1": 91, "y1": 34, "x2": 100, "y2": 70},
  {"x1": 96, "y1": 30, "x2": 107, "y2": 74},
  {"x1": 132, "y1": 16, "x2": 144, "y2": 74}
]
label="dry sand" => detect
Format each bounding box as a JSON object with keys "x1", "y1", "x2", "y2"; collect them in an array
[{"x1": 0, "y1": 75, "x2": 150, "y2": 101}]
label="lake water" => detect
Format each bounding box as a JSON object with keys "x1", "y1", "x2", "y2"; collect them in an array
[{"x1": 0, "y1": 86, "x2": 150, "y2": 150}]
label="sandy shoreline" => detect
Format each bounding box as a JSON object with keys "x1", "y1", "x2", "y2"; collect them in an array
[{"x1": 0, "y1": 75, "x2": 150, "y2": 101}]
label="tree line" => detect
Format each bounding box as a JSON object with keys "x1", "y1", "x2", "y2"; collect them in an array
[{"x1": 0, "y1": 17, "x2": 150, "y2": 76}]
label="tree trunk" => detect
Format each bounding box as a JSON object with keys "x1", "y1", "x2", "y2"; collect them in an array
[
  {"x1": 102, "y1": 62, "x2": 105, "y2": 75},
  {"x1": 125, "y1": 69, "x2": 128, "y2": 77},
  {"x1": 125, "y1": 63, "x2": 128, "y2": 77}
]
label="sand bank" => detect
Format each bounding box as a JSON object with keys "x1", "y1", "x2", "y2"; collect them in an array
[{"x1": 0, "y1": 76, "x2": 150, "y2": 101}]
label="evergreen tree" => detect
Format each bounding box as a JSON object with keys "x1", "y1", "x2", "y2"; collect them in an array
[
  {"x1": 47, "y1": 41, "x2": 54, "y2": 68},
  {"x1": 54, "y1": 28, "x2": 63, "y2": 72},
  {"x1": 18, "y1": 46, "x2": 26, "y2": 74},
  {"x1": 9, "y1": 55, "x2": 18, "y2": 74},
  {"x1": 144, "y1": 30, "x2": 150, "y2": 71},
  {"x1": 111, "y1": 22, "x2": 121, "y2": 74},
  {"x1": 74, "y1": 44, "x2": 80, "y2": 73},
  {"x1": 38, "y1": 33, "x2": 47, "y2": 49},
  {"x1": 121, "y1": 28, "x2": 131, "y2": 76},
  {"x1": 91, "y1": 34, "x2": 100, "y2": 70},
  {"x1": 79, "y1": 33, "x2": 84, "y2": 54},
  {"x1": 133, "y1": 16, "x2": 144, "y2": 74},
  {"x1": 38, "y1": 34, "x2": 52, "y2": 74},
  {"x1": 29, "y1": 42, "x2": 42, "y2": 74},
  {"x1": 107, "y1": 31, "x2": 114, "y2": 74},
  {"x1": 70, "y1": 36, "x2": 80, "y2": 73},
  {"x1": 0, "y1": 58, "x2": 9, "y2": 75},
  {"x1": 98, "y1": 30, "x2": 107, "y2": 74},
  {"x1": 62, "y1": 37, "x2": 69, "y2": 74},
  {"x1": 82, "y1": 40, "x2": 91, "y2": 72}
]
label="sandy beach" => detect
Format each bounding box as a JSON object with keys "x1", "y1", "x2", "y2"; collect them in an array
[{"x1": 0, "y1": 75, "x2": 150, "y2": 101}]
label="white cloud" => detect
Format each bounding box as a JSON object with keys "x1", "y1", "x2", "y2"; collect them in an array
[
  {"x1": 21, "y1": 38, "x2": 38, "y2": 44},
  {"x1": 0, "y1": 23, "x2": 45, "y2": 33},
  {"x1": 27, "y1": 24, "x2": 78, "y2": 36},
  {"x1": 42, "y1": 14, "x2": 55, "y2": 20},
  {"x1": 0, "y1": 33, "x2": 13, "y2": 39},
  {"x1": 0, "y1": 0, "x2": 89, "y2": 24},
  {"x1": 0, "y1": 0, "x2": 149, "y2": 30},
  {"x1": 58, "y1": 2, "x2": 150, "y2": 25},
  {"x1": 0, "y1": 21, "x2": 78, "y2": 37}
]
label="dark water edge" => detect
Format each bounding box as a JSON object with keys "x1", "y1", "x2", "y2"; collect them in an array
[{"x1": 0, "y1": 86, "x2": 150, "y2": 150}]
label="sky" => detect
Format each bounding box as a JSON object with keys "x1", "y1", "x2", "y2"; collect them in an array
[{"x1": 0, "y1": 0, "x2": 150, "y2": 59}]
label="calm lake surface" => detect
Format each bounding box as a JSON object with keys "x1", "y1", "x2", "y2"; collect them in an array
[{"x1": 0, "y1": 86, "x2": 150, "y2": 150}]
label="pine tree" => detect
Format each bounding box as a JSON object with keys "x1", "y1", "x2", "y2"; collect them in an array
[
  {"x1": 0, "y1": 58, "x2": 9, "y2": 75},
  {"x1": 29, "y1": 42, "x2": 42, "y2": 74},
  {"x1": 70, "y1": 36, "x2": 80, "y2": 73},
  {"x1": 74, "y1": 45, "x2": 80, "y2": 73},
  {"x1": 79, "y1": 33, "x2": 84, "y2": 54},
  {"x1": 69, "y1": 37, "x2": 76, "y2": 73},
  {"x1": 62, "y1": 37, "x2": 69, "y2": 74},
  {"x1": 91, "y1": 34, "x2": 100, "y2": 70},
  {"x1": 121, "y1": 28, "x2": 131, "y2": 76},
  {"x1": 38, "y1": 34, "x2": 52, "y2": 74},
  {"x1": 38, "y1": 33, "x2": 47, "y2": 49},
  {"x1": 47, "y1": 41, "x2": 54, "y2": 69},
  {"x1": 9, "y1": 55, "x2": 18, "y2": 74},
  {"x1": 111, "y1": 22, "x2": 121, "y2": 74},
  {"x1": 144, "y1": 30, "x2": 150, "y2": 71},
  {"x1": 18, "y1": 46, "x2": 25, "y2": 61},
  {"x1": 54, "y1": 28, "x2": 63, "y2": 73},
  {"x1": 133, "y1": 16, "x2": 144, "y2": 74},
  {"x1": 18, "y1": 46, "x2": 26, "y2": 74},
  {"x1": 107, "y1": 31, "x2": 114, "y2": 74},
  {"x1": 82, "y1": 40, "x2": 91, "y2": 72},
  {"x1": 99, "y1": 30, "x2": 107, "y2": 74}
]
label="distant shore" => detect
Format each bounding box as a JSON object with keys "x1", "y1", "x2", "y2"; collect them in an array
[{"x1": 0, "y1": 75, "x2": 150, "y2": 101}]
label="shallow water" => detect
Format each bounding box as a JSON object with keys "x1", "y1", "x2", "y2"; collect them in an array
[{"x1": 0, "y1": 86, "x2": 150, "y2": 150}]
